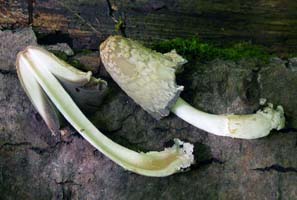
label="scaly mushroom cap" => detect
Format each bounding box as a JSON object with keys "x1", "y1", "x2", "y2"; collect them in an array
[{"x1": 100, "y1": 35, "x2": 187, "y2": 119}]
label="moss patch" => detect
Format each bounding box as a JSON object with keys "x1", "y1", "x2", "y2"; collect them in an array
[
  {"x1": 151, "y1": 37, "x2": 272, "y2": 62},
  {"x1": 74, "y1": 49, "x2": 93, "y2": 55},
  {"x1": 50, "y1": 50, "x2": 69, "y2": 61},
  {"x1": 50, "y1": 50, "x2": 91, "y2": 72}
]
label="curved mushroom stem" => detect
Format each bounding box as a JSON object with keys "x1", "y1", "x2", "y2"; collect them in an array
[
  {"x1": 171, "y1": 98, "x2": 285, "y2": 139},
  {"x1": 16, "y1": 46, "x2": 194, "y2": 177}
]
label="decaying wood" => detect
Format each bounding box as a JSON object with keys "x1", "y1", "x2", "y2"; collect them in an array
[{"x1": 1, "y1": 0, "x2": 297, "y2": 53}]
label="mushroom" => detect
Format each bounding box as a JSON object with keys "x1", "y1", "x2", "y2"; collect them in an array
[
  {"x1": 16, "y1": 46, "x2": 194, "y2": 177},
  {"x1": 100, "y1": 35, "x2": 285, "y2": 139},
  {"x1": 17, "y1": 46, "x2": 108, "y2": 134}
]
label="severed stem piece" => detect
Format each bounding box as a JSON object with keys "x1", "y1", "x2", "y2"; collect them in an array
[{"x1": 171, "y1": 98, "x2": 284, "y2": 139}]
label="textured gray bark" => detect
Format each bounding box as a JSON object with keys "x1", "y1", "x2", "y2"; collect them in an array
[{"x1": 0, "y1": 28, "x2": 37, "y2": 71}]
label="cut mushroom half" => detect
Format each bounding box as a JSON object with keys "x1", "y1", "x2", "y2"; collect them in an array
[
  {"x1": 100, "y1": 35, "x2": 285, "y2": 139},
  {"x1": 16, "y1": 46, "x2": 108, "y2": 134},
  {"x1": 16, "y1": 46, "x2": 194, "y2": 177}
]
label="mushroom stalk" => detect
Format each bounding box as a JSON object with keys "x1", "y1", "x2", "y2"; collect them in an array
[
  {"x1": 16, "y1": 46, "x2": 194, "y2": 177},
  {"x1": 100, "y1": 35, "x2": 285, "y2": 139},
  {"x1": 171, "y1": 98, "x2": 285, "y2": 139}
]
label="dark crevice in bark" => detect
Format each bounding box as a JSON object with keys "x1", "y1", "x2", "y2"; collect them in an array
[
  {"x1": 243, "y1": 68, "x2": 261, "y2": 105},
  {"x1": 106, "y1": 0, "x2": 126, "y2": 37},
  {"x1": 0, "y1": 69, "x2": 13, "y2": 75},
  {"x1": 199, "y1": 158, "x2": 225, "y2": 165},
  {"x1": 253, "y1": 164, "x2": 297, "y2": 173},
  {"x1": 278, "y1": 127, "x2": 297, "y2": 133},
  {"x1": 29, "y1": 140, "x2": 72, "y2": 155},
  {"x1": 0, "y1": 142, "x2": 31, "y2": 150},
  {"x1": 106, "y1": 0, "x2": 113, "y2": 17},
  {"x1": 108, "y1": 134, "x2": 148, "y2": 152},
  {"x1": 189, "y1": 142, "x2": 225, "y2": 171},
  {"x1": 27, "y1": 0, "x2": 34, "y2": 25},
  {"x1": 55, "y1": 180, "x2": 81, "y2": 186},
  {"x1": 153, "y1": 127, "x2": 170, "y2": 133},
  {"x1": 54, "y1": 179, "x2": 81, "y2": 200},
  {"x1": 190, "y1": 158, "x2": 225, "y2": 171},
  {"x1": 284, "y1": 60, "x2": 290, "y2": 69},
  {"x1": 69, "y1": 131, "x2": 84, "y2": 140},
  {"x1": 36, "y1": 31, "x2": 73, "y2": 46}
]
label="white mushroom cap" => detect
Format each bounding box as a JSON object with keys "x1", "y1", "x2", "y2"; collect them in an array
[{"x1": 100, "y1": 35, "x2": 187, "y2": 119}]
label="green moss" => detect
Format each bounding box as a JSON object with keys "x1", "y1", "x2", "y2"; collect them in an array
[
  {"x1": 151, "y1": 37, "x2": 272, "y2": 62},
  {"x1": 74, "y1": 49, "x2": 93, "y2": 55},
  {"x1": 50, "y1": 50, "x2": 69, "y2": 61},
  {"x1": 115, "y1": 17, "x2": 125, "y2": 34},
  {"x1": 68, "y1": 59, "x2": 85, "y2": 69},
  {"x1": 50, "y1": 49, "x2": 93, "y2": 71}
]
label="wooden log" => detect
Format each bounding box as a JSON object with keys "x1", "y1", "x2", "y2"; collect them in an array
[
  {"x1": 1, "y1": 0, "x2": 297, "y2": 52},
  {"x1": 0, "y1": 0, "x2": 28, "y2": 28}
]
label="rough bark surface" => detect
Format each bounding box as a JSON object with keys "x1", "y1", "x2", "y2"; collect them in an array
[{"x1": 0, "y1": 28, "x2": 37, "y2": 71}]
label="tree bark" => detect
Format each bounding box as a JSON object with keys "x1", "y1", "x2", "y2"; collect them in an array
[{"x1": 1, "y1": 0, "x2": 297, "y2": 53}]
